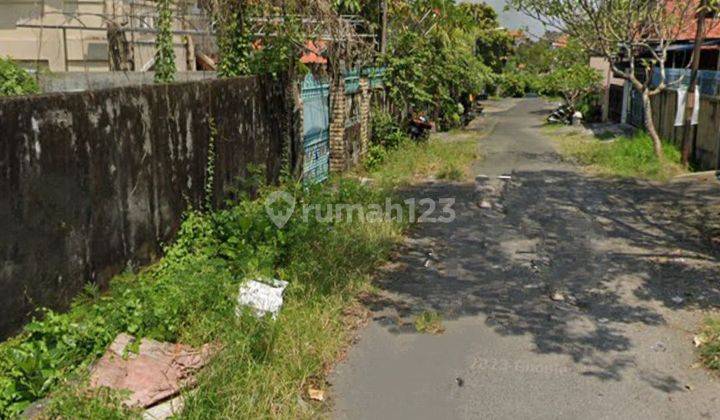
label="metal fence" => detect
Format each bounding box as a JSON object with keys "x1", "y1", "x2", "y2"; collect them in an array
[
  {"x1": 652, "y1": 68, "x2": 720, "y2": 96},
  {"x1": 627, "y1": 88, "x2": 645, "y2": 128},
  {"x1": 301, "y1": 74, "x2": 331, "y2": 184},
  {"x1": 300, "y1": 68, "x2": 385, "y2": 184}
]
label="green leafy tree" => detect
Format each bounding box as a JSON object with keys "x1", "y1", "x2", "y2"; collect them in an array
[
  {"x1": 511, "y1": 38, "x2": 554, "y2": 73},
  {"x1": 0, "y1": 58, "x2": 39, "y2": 96},
  {"x1": 154, "y1": 0, "x2": 176, "y2": 83},
  {"x1": 541, "y1": 63, "x2": 602, "y2": 109},
  {"x1": 459, "y1": 2, "x2": 501, "y2": 29},
  {"x1": 384, "y1": 0, "x2": 493, "y2": 129},
  {"x1": 509, "y1": 0, "x2": 700, "y2": 158},
  {"x1": 475, "y1": 28, "x2": 514, "y2": 73},
  {"x1": 333, "y1": 0, "x2": 361, "y2": 13}
]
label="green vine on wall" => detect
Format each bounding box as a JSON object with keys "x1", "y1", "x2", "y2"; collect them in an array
[
  {"x1": 204, "y1": 117, "x2": 218, "y2": 211},
  {"x1": 154, "y1": 0, "x2": 176, "y2": 83},
  {"x1": 217, "y1": 2, "x2": 251, "y2": 78}
]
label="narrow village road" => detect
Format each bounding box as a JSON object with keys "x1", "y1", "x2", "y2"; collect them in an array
[{"x1": 330, "y1": 98, "x2": 720, "y2": 419}]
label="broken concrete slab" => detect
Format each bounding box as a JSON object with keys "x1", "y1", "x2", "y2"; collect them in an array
[
  {"x1": 89, "y1": 333, "x2": 213, "y2": 409},
  {"x1": 143, "y1": 395, "x2": 185, "y2": 420}
]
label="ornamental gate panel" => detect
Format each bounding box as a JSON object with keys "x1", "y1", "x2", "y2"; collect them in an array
[{"x1": 301, "y1": 74, "x2": 331, "y2": 183}]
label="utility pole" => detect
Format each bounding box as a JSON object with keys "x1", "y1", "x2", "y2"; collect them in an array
[
  {"x1": 380, "y1": 0, "x2": 388, "y2": 54},
  {"x1": 681, "y1": 0, "x2": 709, "y2": 165}
]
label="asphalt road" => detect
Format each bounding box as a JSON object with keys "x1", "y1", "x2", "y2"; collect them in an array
[{"x1": 330, "y1": 98, "x2": 720, "y2": 419}]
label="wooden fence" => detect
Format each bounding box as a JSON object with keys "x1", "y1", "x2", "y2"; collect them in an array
[{"x1": 627, "y1": 88, "x2": 720, "y2": 170}]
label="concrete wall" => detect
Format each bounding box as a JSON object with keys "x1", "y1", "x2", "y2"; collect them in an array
[
  {"x1": 39, "y1": 71, "x2": 217, "y2": 93},
  {"x1": 0, "y1": 75, "x2": 289, "y2": 338}
]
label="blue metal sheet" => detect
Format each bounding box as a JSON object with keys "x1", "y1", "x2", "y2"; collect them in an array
[
  {"x1": 652, "y1": 67, "x2": 720, "y2": 96},
  {"x1": 344, "y1": 69, "x2": 361, "y2": 94},
  {"x1": 301, "y1": 74, "x2": 331, "y2": 184}
]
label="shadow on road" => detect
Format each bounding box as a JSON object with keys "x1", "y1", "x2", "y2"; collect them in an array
[{"x1": 365, "y1": 167, "x2": 720, "y2": 391}]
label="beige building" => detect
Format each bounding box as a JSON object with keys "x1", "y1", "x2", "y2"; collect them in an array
[{"x1": 0, "y1": 0, "x2": 204, "y2": 73}]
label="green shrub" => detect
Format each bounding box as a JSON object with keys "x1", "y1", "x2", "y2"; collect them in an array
[
  {"x1": 384, "y1": 28, "x2": 492, "y2": 131},
  {"x1": 366, "y1": 110, "x2": 410, "y2": 171},
  {"x1": 498, "y1": 70, "x2": 529, "y2": 97},
  {"x1": 371, "y1": 109, "x2": 402, "y2": 148},
  {"x1": 414, "y1": 311, "x2": 445, "y2": 334},
  {"x1": 538, "y1": 63, "x2": 602, "y2": 113},
  {"x1": 0, "y1": 58, "x2": 39, "y2": 97}
]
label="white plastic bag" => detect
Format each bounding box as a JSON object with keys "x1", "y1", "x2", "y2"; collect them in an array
[{"x1": 236, "y1": 279, "x2": 289, "y2": 319}]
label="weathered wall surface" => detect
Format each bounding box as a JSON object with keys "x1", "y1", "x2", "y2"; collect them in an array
[
  {"x1": 39, "y1": 72, "x2": 218, "y2": 93},
  {"x1": 330, "y1": 79, "x2": 376, "y2": 172},
  {"x1": 648, "y1": 90, "x2": 720, "y2": 170},
  {"x1": 0, "y1": 76, "x2": 287, "y2": 338}
]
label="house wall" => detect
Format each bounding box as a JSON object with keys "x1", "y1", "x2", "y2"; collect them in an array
[
  {"x1": 0, "y1": 0, "x2": 195, "y2": 72},
  {"x1": 0, "y1": 75, "x2": 289, "y2": 338}
]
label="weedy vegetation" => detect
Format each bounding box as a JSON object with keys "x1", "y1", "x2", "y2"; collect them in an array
[
  {"x1": 0, "y1": 120, "x2": 480, "y2": 417},
  {"x1": 363, "y1": 111, "x2": 478, "y2": 187},
  {"x1": 0, "y1": 178, "x2": 406, "y2": 418},
  {"x1": 696, "y1": 318, "x2": 720, "y2": 372},
  {"x1": 0, "y1": 57, "x2": 39, "y2": 97},
  {"x1": 413, "y1": 311, "x2": 445, "y2": 335},
  {"x1": 550, "y1": 127, "x2": 685, "y2": 181}
]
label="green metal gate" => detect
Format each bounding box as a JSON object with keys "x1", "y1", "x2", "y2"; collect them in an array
[{"x1": 301, "y1": 74, "x2": 331, "y2": 183}]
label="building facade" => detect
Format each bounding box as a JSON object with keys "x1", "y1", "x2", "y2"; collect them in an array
[{"x1": 0, "y1": 0, "x2": 203, "y2": 73}]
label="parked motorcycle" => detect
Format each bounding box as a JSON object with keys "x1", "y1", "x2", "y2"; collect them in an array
[
  {"x1": 547, "y1": 104, "x2": 574, "y2": 125},
  {"x1": 409, "y1": 116, "x2": 433, "y2": 141}
]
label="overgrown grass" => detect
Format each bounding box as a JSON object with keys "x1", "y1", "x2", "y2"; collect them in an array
[
  {"x1": 550, "y1": 127, "x2": 686, "y2": 181},
  {"x1": 696, "y1": 318, "x2": 720, "y2": 371},
  {"x1": 367, "y1": 136, "x2": 479, "y2": 187},
  {"x1": 0, "y1": 126, "x2": 479, "y2": 417},
  {"x1": 0, "y1": 178, "x2": 405, "y2": 418}
]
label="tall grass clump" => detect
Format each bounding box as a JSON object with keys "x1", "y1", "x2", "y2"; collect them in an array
[{"x1": 555, "y1": 130, "x2": 685, "y2": 181}]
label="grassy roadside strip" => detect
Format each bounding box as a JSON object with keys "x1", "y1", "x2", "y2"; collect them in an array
[
  {"x1": 545, "y1": 125, "x2": 686, "y2": 181},
  {"x1": 362, "y1": 136, "x2": 480, "y2": 187},
  {"x1": 696, "y1": 319, "x2": 720, "y2": 373},
  {"x1": 0, "y1": 129, "x2": 480, "y2": 418}
]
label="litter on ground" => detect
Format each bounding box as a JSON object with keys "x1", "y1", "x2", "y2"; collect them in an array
[{"x1": 237, "y1": 278, "x2": 289, "y2": 319}]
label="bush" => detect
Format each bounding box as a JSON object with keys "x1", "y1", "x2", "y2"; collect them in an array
[
  {"x1": 538, "y1": 63, "x2": 602, "y2": 111},
  {"x1": 384, "y1": 28, "x2": 492, "y2": 131},
  {"x1": 0, "y1": 58, "x2": 39, "y2": 97},
  {"x1": 497, "y1": 71, "x2": 526, "y2": 97},
  {"x1": 366, "y1": 110, "x2": 409, "y2": 171},
  {"x1": 497, "y1": 70, "x2": 541, "y2": 98},
  {"x1": 698, "y1": 318, "x2": 720, "y2": 371},
  {"x1": 371, "y1": 109, "x2": 402, "y2": 148}
]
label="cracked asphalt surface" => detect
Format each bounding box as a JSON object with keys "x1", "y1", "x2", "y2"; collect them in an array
[{"x1": 330, "y1": 98, "x2": 720, "y2": 419}]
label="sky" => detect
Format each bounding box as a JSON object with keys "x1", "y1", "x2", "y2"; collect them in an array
[{"x1": 464, "y1": 0, "x2": 548, "y2": 39}]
